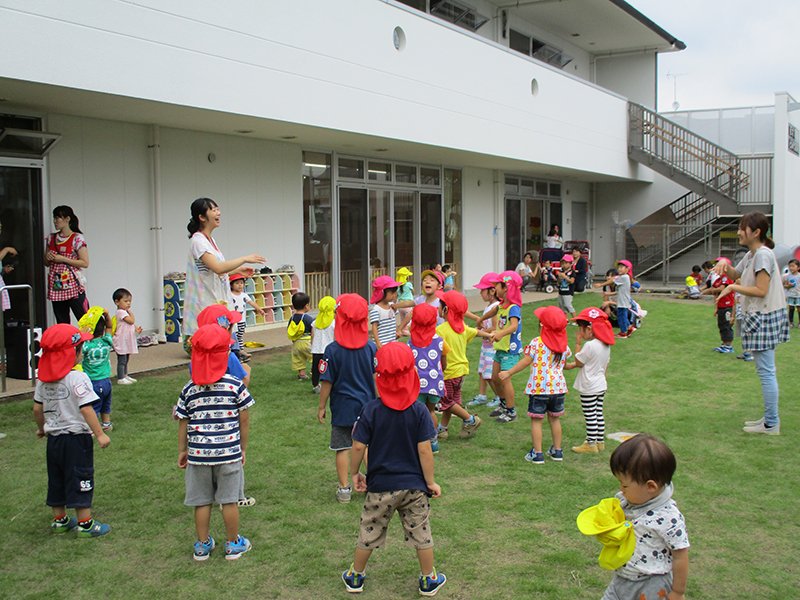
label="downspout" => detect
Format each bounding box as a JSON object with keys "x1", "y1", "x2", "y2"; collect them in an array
[
  {"x1": 493, "y1": 169, "x2": 503, "y2": 271},
  {"x1": 150, "y1": 125, "x2": 166, "y2": 342}
]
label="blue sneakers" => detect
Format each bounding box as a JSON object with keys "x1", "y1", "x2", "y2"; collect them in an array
[
  {"x1": 224, "y1": 535, "x2": 252, "y2": 560},
  {"x1": 419, "y1": 569, "x2": 447, "y2": 596},
  {"x1": 431, "y1": 438, "x2": 440, "y2": 454},
  {"x1": 467, "y1": 394, "x2": 488, "y2": 406},
  {"x1": 76, "y1": 519, "x2": 111, "y2": 538},
  {"x1": 193, "y1": 536, "x2": 215, "y2": 561},
  {"x1": 342, "y1": 565, "x2": 366, "y2": 593},
  {"x1": 714, "y1": 345, "x2": 735, "y2": 353},
  {"x1": 51, "y1": 516, "x2": 77, "y2": 533},
  {"x1": 486, "y1": 397, "x2": 501, "y2": 408},
  {"x1": 525, "y1": 450, "x2": 545, "y2": 464},
  {"x1": 546, "y1": 446, "x2": 563, "y2": 461}
]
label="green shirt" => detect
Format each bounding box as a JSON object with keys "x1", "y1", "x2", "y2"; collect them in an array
[{"x1": 82, "y1": 334, "x2": 113, "y2": 381}]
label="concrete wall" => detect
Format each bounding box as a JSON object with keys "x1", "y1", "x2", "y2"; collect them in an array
[
  {"x1": 461, "y1": 166, "x2": 498, "y2": 294},
  {"x1": 595, "y1": 52, "x2": 657, "y2": 109},
  {"x1": 772, "y1": 92, "x2": 800, "y2": 246}
]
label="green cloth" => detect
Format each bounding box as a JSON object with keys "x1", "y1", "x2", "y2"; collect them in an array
[{"x1": 82, "y1": 334, "x2": 113, "y2": 380}]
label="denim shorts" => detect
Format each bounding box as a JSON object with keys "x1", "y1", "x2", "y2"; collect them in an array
[
  {"x1": 493, "y1": 350, "x2": 520, "y2": 371},
  {"x1": 527, "y1": 394, "x2": 566, "y2": 418}
]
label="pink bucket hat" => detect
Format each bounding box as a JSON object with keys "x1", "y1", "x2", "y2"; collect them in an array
[
  {"x1": 370, "y1": 275, "x2": 401, "y2": 304},
  {"x1": 561, "y1": 254, "x2": 574, "y2": 263},
  {"x1": 473, "y1": 272, "x2": 498, "y2": 290}
]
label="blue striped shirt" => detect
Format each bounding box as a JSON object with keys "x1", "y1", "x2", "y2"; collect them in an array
[{"x1": 176, "y1": 374, "x2": 254, "y2": 465}]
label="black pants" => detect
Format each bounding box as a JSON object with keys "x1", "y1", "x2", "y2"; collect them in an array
[
  {"x1": 789, "y1": 305, "x2": 797, "y2": 325},
  {"x1": 312, "y1": 353, "x2": 324, "y2": 387},
  {"x1": 52, "y1": 293, "x2": 89, "y2": 324},
  {"x1": 717, "y1": 307, "x2": 734, "y2": 344}
]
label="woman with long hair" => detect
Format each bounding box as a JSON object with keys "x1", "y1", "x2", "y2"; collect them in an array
[{"x1": 45, "y1": 205, "x2": 89, "y2": 323}]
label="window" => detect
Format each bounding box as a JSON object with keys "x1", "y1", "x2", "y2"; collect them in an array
[
  {"x1": 508, "y1": 29, "x2": 573, "y2": 69},
  {"x1": 395, "y1": 164, "x2": 417, "y2": 184},
  {"x1": 368, "y1": 161, "x2": 392, "y2": 183},
  {"x1": 303, "y1": 152, "x2": 333, "y2": 299},
  {"x1": 396, "y1": 0, "x2": 427, "y2": 9},
  {"x1": 429, "y1": 0, "x2": 488, "y2": 31},
  {"x1": 420, "y1": 166, "x2": 441, "y2": 187},
  {"x1": 338, "y1": 157, "x2": 364, "y2": 179}
]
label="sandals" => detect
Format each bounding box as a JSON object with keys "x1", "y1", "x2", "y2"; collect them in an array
[{"x1": 238, "y1": 497, "x2": 256, "y2": 507}]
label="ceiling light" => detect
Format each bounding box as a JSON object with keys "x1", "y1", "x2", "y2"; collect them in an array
[
  {"x1": 280, "y1": 135, "x2": 297, "y2": 140},
  {"x1": 235, "y1": 129, "x2": 253, "y2": 134},
  {"x1": 374, "y1": 148, "x2": 389, "y2": 152}
]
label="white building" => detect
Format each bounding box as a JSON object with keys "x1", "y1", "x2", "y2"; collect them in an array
[{"x1": 0, "y1": 0, "x2": 797, "y2": 340}]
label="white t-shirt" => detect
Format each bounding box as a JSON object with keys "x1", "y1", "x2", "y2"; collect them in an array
[
  {"x1": 183, "y1": 232, "x2": 231, "y2": 336},
  {"x1": 229, "y1": 291, "x2": 251, "y2": 318},
  {"x1": 310, "y1": 322, "x2": 336, "y2": 354},
  {"x1": 573, "y1": 338, "x2": 611, "y2": 394},
  {"x1": 34, "y1": 370, "x2": 98, "y2": 436}
]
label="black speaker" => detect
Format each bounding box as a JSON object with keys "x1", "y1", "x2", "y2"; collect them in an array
[{"x1": 4, "y1": 321, "x2": 41, "y2": 380}]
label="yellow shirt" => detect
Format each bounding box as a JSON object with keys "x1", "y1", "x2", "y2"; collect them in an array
[{"x1": 436, "y1": 322, "x2": 477, "y2": 380}]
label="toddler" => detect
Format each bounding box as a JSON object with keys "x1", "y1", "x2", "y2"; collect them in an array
[
  {"x1": 395, "y1": 266, "x2": 415, "y2": 336},
  {"x1": 287, "y1": 292, "x2": 314, "y2": 380},
  {"x1": 78, "y1": 306, "x2": 115, "y2": 431},
  {"x1": 556, "y1": 254, "x2": 576, "y2": 319},
  {"x1": 229, "y1": 273, "x2": 266, "y2": 361},
  {"x1": 112, "y1": 288, "x2": 141, "y2": 384},
  {"x1": 442, "y1": 264, "x2": 457, "y2": 291},
  {"x1": 710, "y1": 257, "x2": 736, "y2": 353},
  {"x1": 310, "y1": 295, "x2": 336, "y2": 393},
  {"x1": 783, "y1": 259, "x2": 800, "y2": 327},
  {"x1": 369, "y1": 275, "x2": 400, "y2": 348},
  {"x1": 500, "y1": 306, "x2": 571, "y2": 464}
]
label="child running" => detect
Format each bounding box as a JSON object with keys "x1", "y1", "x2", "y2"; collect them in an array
[
  {"x1": 112, "y1": 288, "x2": 141, "y2": 384},
  {"x1": 783, "y1": 259, "x2": 800, "y2": 327},
  {"x1": 408, "y1": 303, "x2": 446, "y2": 454},
  {"x1": 341, "y1": 343, "x2": 445, "y2": 596},
  {"x1": 78, "y1": 306, "x2": 115, "y2": 432},
  {"x1": 435, "y1": 290, "x2": 487, "y2": 440},
  {"x1": 564, "y1": 307, "x2": 615, "y2": 454},
  {"x1": 499, "y1": 306, "x2": 571, "y2": 464},
  {"x1": 310, "y1": 295, "x2": 336, "y2": 394},
  {"x1": 34, "y1": 323, "x2": 111, "y2": 537},
  {"x1": 369, "y1": 275, "x2": 400, "y2": 348},
  {"x1": 488, "y1": 271, "x2": 524, "y2": 423},
  {"x1": 228, "y1": 273, "x2": 266, "y2": 361},
  {"x1": 468, "y1": 273, "x2": 501, "y2": 408}
]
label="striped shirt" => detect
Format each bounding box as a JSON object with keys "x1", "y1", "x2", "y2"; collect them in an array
[
  {"x1": 175, "y1": 374, "x2": 254, "y2": 465},
  {"x1": 369, "y1": 304, "x2": 397, "y2": 346}
]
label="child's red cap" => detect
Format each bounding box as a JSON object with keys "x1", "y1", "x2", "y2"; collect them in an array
[
  {"x1": 190, "y1": 324, "x2": 232, "y2": 385},
  {"x1": 197, "y1": 303, "x2": 242, "y2": 328},
  {"x1": 334, "y1": 294, "x2": 369, "y2": 349},
  {"x1": 38, "y1": 324, "x2": 93, "y2": 382},
  {"x1": 573, "y1": 307, "x2": 616, "y2": 346},
  {"x1": 375, "y1": 342, "x2": 420, "y2": 411},
  {"x1": 229, "y1": 273, "x2": 245, "y2": 283},
  {"x1": 533, "y1": 306, "x2": 568, "y2": 353}
]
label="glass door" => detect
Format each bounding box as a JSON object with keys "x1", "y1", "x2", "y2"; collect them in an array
[
  {"x1": 338, "y1": 188, "x2": 370, "y2": 297},
  {"x1": 369, "y1": 190, "x2": 391, "y2": 279},
  {"x1": 393, "y1": 191, "x2": 415, "y2": 279},
  {"x1": 420, "y1": 193, "x2": 442, "y2": 270},
  {"x1": 505, "y1": 197, "x2": 523, "y2": 270}
]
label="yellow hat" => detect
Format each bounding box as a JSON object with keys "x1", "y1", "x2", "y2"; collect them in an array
[
  {"x1": 576, "y1": 497, "x2": 636, "y2": 570},
  {"x1": 315, "y1": 295, "x2": 336, "y2": 330},
  {"x1": 78, "y1": 306, "x2": 105, "y2": 334},
  {"x1": 396, "y1": 267, "x2": 413, "y2": 284}
]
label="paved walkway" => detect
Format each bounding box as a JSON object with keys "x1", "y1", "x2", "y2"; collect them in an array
[{"x1": 1, "y1": 290, "x2": 555, "y2": 401}]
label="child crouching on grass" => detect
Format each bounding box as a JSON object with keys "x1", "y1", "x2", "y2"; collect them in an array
[
  {"x1": 176, "y1": 324, "x2": 254, "y2": 561},
  {"x1": 342, "y1": 342, "x2": 445, "y2": 596},
  {"x1": 34, "y1": 323, "x2": 111, "y2": 537}
]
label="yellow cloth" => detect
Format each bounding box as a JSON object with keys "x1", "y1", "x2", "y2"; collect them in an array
[
  {"x1": 315, "y1": 296, "x2": 336, "y2": 330},
  {"x1": 685, "y1": 275, "x2": 697, "y2": 287},
  {"x1": 396, "y1": 267, "x2": 413, "y2": 285},
  {"x1": 78, "y1": 306, "x2": 105, "y2": 334},
  {"x1": 576, "y1": 497, "x2": 636, "y2": 570},
  {"x1": 435, "y1": 322, "x2": 477, "y2": 379}
]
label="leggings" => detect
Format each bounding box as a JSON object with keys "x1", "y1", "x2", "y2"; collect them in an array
[
  {"x1": 51, "y1": 293, "x2": 89, "y2": 324},
  {"x1": 117, "y1": 354, "x2": 129, "y2": 380},
  {"x1": 790, "y1": 305, "x2": 797, "y2": 325},
  {"x1": 579, "y1": 392, "x2": 606, "y2": 444},
  {"x1": 312, "y1": 353, "x2": 324, "y2": 387}
]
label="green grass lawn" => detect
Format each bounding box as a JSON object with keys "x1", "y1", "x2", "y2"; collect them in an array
[{"x1": 1, "y1": 295, "x2": 798, "y2": 599}]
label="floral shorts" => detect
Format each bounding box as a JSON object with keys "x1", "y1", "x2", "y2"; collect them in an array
[
  {"x1": 357, "y1": 489, "x2": 433, "y2": 550},
  {"x1": 478, "y1": 344, "x2": 495, "y2": 379}
]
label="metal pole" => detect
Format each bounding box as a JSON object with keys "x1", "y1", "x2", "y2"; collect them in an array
[
  {"x1": 0, "y1": 284, "x2": 36, "y2": 392},
  {"x1": 662, "y1": 226, "x2": 668, "y2": 285}
]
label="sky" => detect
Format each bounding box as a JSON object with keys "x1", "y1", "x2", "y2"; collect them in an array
[{"x1": 628, "y1": 0, "x2": 799, "y2": 112}]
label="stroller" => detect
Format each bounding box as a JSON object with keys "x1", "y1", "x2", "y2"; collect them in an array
[{"x1": 537, "y1": 248, "x2": 563, "y2": 293}]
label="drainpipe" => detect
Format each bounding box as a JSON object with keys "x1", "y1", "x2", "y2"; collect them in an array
[{"x1": 150, "y1": 125, "x2": 166, "y2": 342}]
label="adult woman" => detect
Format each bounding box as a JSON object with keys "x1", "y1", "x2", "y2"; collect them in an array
[
  {"x1": 182, "y1": 197, "x2": 266, "y2": 346},
  {"x1": 45, "y1": 206, "x2": 90, "y2": 324},
  {"x1": 544, "y1": 225, "x2": 563, "y2": 249},
  {"x1": 715, "y1": 212, "x2": 789, "y2": 435},
  {"x1": 515, "y1": 252, "x2": 539, "y2": 292}
]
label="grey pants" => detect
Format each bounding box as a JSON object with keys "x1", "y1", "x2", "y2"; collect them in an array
[
  {"x1": 602, "y1": 573, "x2": 673, "y2": 600},
  {"x1": 117, "y1": 354, "x2": 129, "y2": 380}
]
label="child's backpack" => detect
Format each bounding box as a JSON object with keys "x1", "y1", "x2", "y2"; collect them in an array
[{"x1": 287, "y1": 317, "x2": 306, "y2": 341}]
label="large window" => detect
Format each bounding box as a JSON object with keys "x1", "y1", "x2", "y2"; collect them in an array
[
  {"x1": 302, "y1": 151, "x2": 332, "y2": 301},
  {"x1": 396, "y1": 0, "x2": 489, "y2": 32}
]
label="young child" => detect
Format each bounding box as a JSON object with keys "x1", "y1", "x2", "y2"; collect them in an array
[
  {"x1": 783, "y1": 259, "x2": 800, "y2": 327},
  {"x1": 690, "y1": 264, "x2": 703, "y2": 287},
  {"x1": 395, "y1": 267, "x2": 415, "y2": 336},
  {"x1": 317, "y1": 294, "x2": 377, "y2": 503},
  {"x1": 584, "y1": 434, "x2": 689, "y2": 600},
  {"x1": 229, "y1": 273, "x2": 266, "y2": 361},
  {"x1": 408, "y1": 302, "x2": 446, "y2": 454},
  {"x1": 399, "y1": 269, "x2": 445, "y2": 332},
  {"x1": 78, "y1": 306, "x2": 115, "y2": 431},
  {"x1": 33, "y1": 323, "x2": 111, "y2": 537},
  {"x1": 540, "y1": 259, "x2": 557, "y2": 292},
  {"x1": 595, "y1": 261, "x2": 634, "y2": 337},
  {"x1": 176, "y1": 324, "x2": 254, "y2": 560},
  {"x1": 701, "y1": 260, "x2": 716, "y2": 289},
  {"x1": 288, "y1": 292, "x2": 314, "y2": 380},
  {"x1": 711, "y1": 257, "x2": 736, "y2": 353},
  {"x1": 468, "y1": 273, "x2": 501, "y2": 407},
  {"x1": 442, "y1": 264, "x2": 457, "y2": 291},
  {"x1": 488, "y1": 271, "x2": 524, "y2": 423},
  {"x1": 435, "y1": 291, "x2": 486, "y2": 440},
  {"x1": 112, "y1": 288, "x2": 141, "y2": 384},
  {"x1": 499, "y1": 306, "x2": 571, "y2": 464},
  {"x1": 557, "y1": 254, "x2": 577, "y2": 319},
  {"x1": 684, "y1": 274, "x2": 701, "y2": 300},
  {"x1": 369, "y1": 275, "x2": 400, "y2": 348},
  {"x1": 341, "y1": 342, "x2": 445, "y2": 596},
  {"x1": 311, "y1": 295, "x2": 336, "y2": 394},
  {"x1": 564, "y1": 307, "x2": 615, "y2": 454}
]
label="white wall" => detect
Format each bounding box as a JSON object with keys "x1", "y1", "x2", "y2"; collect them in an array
[
  {"x1": 595, "y1": 52, "x2": 656, "y2": 109},
  {"x1": 45, "y1": 114, "x2": 302, "y2": 330},
  {"x1": 772, "y1": 92, "x2": 800, "y2": 246},
  {"x1": 561, "y1": 180, "x2": 591, "y2": 241},
  {"x1": 461, "y1": 167, "x2": 498, "y2": 294}
]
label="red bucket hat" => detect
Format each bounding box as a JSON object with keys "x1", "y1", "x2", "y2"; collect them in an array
[
  {"x1": 375, "y1": 342, "x2": 420, "y2": 411},
  {"x1": 197, "y1": 303, "x2": 242, "y2": 328},
  {"x1": 410, "y1": 302, "x2": 438, "y2": 348},
  {"x1": 228, "y1": 273, "x2": 245, "y2": 283},
  {"x1": 573, "y1": 307, "x2": 616, "y2": 346},
  {"x1": 533, "y1": 306, "x2": 568, "y2": 353},
  {"x1": 38, "y1": 324, "x2": 93, "y2": 382},
  {"x1": 334, "y1": 294, "x2": 369, "y2": 349},
  {"x1": 440, "y1": 290, "x2": 468, "y2": 333},
  {"x1": 370, "y1": 275, "x2": 401, "y2": 304},
  {"x1": 190, "y1": 324, "x2": 233, "y2": 385},
  {"x1": 473, "y1": 272, "x2": 498, "y2": 290}
]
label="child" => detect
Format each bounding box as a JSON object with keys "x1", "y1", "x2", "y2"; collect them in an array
[
  {"x1": 595, "y1": 261, "x2": 634, "y2": 337},
  {"x1": 684, "y1": 275, "x2": 701, "y2": 300},
  {"x1": 435, "y1": 290, "x2": 487, "y2": 439},
  {"x1": 783, "y1": 259, "x2": 800, "y2": 327},
  {"x1": 399, "y1": 269, "x2": 445, "y2": 332},
  {"x1": 701, "y1": 260, "x2": 716, "y2": 289},
  {"x1": 564, "y1": 307, "x2": 615, "y2": 453},
  {"x1": 33, "y1": 323, "x2": 111, "y2": 537},
  {"x1": 311, "y1": 295, "x2": 336, "y2": 394},
  {"x1": 711, "y1": 257, "x2": 736, "y2": 353},
  {"x1": 176, "y1": 324, "x2": 254, "y2": 560},
  {"x1": 592, "y1": 434, "x2": 689, "y2": 599},
  {"x1": 442, "y1": 264, "x2": 457, "y2": 291},
  {"x1": 395, "y1": 266, "x2": 415, "y2": 336},
  {"x1": 112, "y1": 288, "x2": 141, "y2": 384},
  {"x1": 499, "y1": 306, "x2": 570, "y2": 464},
  {"x1": 317, "y1": 294, "x2": 377, "y2": 503},
  {"x1": 288, "y1": 291, "x2": 314, "y2": 380},
  {"x1": 408, "y1": 303, "x2": 445, "y2": 453},
  {"x1": 342, "y1": 342, "x2": 445, "y2": 596},
  {"x1": 690, "y1": 264, "x2": 703, "y2": 287},
  {"x1": 540, "y1": 259, "x2": 557, "y2": 292},
  {"x1": 229, "y1": 273, "x2": 266, "y2": 361},
  {"x1": 488, "y1": 271, "x2": 524, "y2": 423},
  {"x1": 468, "y1": 273, "x2": 501, "y2": 407},
  {"x1": 78, "y1": 306, "x2": 115, "y2": 431},
  {"x1": 369, "y1": 275, "x2": 400, "y2": 348},
  {"x1": 556, "y1": 254, "x2": 576, "y2": 319}
]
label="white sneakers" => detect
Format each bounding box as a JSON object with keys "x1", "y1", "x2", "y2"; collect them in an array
[{"x1": 117, "y1": 376, "x2": 137, "y2": 385}]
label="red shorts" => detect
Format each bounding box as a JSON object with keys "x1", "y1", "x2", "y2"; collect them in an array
[{"x1": 440, "y1": 377, "x2": 463, "y2": 411}]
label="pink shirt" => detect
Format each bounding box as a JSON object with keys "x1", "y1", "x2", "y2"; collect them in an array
[{"x1": 113, "y1": 309, "x2": 139, "y2": 355}]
